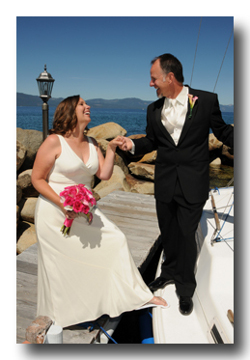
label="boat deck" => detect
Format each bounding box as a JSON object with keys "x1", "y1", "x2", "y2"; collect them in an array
[
  {"x1": 152, "y1": 187, "x2": 234, "y2": 344},
  {"x1": 16, "y1": 190, "x2": 160, "y2": 344}
]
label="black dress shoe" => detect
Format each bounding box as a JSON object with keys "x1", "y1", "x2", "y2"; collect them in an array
[
  {"x1": 179, "y1": 296, "x2": 193, "y2": 315},
  {"x1": 148, "y1": 277, "x2": 174, "y2": 292}
]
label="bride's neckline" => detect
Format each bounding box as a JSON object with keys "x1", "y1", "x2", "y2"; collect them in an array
[{"x1": 60, "y1": 135, "x2": 91, "y2": 166}]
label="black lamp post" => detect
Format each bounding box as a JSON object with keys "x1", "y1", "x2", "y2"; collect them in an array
[{"x1": 36, "y1": 65, "x2": 55, "y2": 141}]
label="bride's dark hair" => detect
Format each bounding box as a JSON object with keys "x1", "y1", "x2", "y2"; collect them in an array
[{"x1": 49, "y1": 95, "x2": 80, "y2": 135}]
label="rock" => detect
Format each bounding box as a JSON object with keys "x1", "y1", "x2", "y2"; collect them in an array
[
  {"x1": 17, "y1": 128, "x2": 43, "y2": 171},
  {"x1": 94, "y1": 165, "x2": 129, "y2": 198},
  {"x1": 222, "y1": 144, "x2": 234, "y2": 160},
  {"x1": 138, "y1": 150, "x2": 157, "y2": 164},
  {"x1": 16, "y1": 221, "x2": 37, "y2": 254},
  {"x1": 208, "y1": 133, "x2": 223, "y2": 151},
  {"x1": 17, "y1": 205, "x2": 20, "y2": 227},
  {"x1": 17, "y1": 140, "x2": 27, "y2": 171},
  {"x1": 92, "y1": 189, "x2": 101, "y2": 202},
  {"x1": 209, "y1": 157, "x2": 221, "y2": 167},
  {"x1": 96, "y1": 138, "x2": 129, "y2": 175},
  {"x1": 20, "y1": 197, "x2": 37, "y2": 223},
  {"x1": 128, "y1": 134, "x2": 146, "y2": 140},
  {"x1": 126, "y1": 174, "x2": 154, "y2": 195},
  {"x1": 96, "y1": 138, "x2": 109, "y2": 156},
  {"x1": 221, "y1": 144, "x2": 234, "y2": 166},
  {"x1": 17, "y1": 169, "x2": 39, "y2": 197},
  {"x1": 17, "y1": 182, "x2": 22, "y2": 204},
  {"x1": 26, "y1": 316, "x2": 53, "y2": 344},
  {"x1": 128, "y1": 162, "x2": 155, "y2": 181},
  {"x1": 87, "y1": 122, "x2": 127, "y2": 140},
  {"x1": 95, "y1": 182, "x2": 124, "y2": 199}
]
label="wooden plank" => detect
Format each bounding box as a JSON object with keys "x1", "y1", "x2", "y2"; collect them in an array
[
  {"x1": 16, "y1": 191, "x2": 160, "y2": 344},
  {"x1": 17, "y1": 260, "x2": 37, "y2": 276},
  {"x1": 17, "y1": 271, "x2": 37, "y2": 304},
  {"x1": 63, "y1": 326, "x2": 99, "y2": 344},
  {"x1": 97, "y1": 204, "x2": 157, "y2": 222}
]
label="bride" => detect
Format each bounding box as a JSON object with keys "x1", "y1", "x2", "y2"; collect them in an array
[{"x1": 31, "y1": 95, "x2": 168, "y2": 328}]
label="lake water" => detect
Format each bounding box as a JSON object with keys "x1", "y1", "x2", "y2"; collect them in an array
[
  {"x1": 16, "y1": 106, "x2": 234, "y2": 137},
  {"x1": 17, "y1": 106, "x2": 234, "y2": 188}
]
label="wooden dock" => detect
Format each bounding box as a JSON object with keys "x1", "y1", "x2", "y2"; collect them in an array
[{"x1": 16, "y1": 191, "x2": 160, "y2": 344}]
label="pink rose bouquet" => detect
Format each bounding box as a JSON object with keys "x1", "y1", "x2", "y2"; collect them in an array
[{"x1": 59, "y1": 184, "x2": 96, "y2": 236}]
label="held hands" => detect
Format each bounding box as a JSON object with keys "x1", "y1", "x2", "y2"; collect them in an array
[{"x1": 108, "y1": 136, "x2": 132, "y2": 152}]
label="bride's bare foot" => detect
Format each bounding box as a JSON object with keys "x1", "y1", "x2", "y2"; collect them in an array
[{"x1": 148, "y1": 296, "x2": 168, "y2": 307}]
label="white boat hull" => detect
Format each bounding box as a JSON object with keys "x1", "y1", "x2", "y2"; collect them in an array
[{"x1": 153, "y1": 187, "x2": 234, "y2": 344}]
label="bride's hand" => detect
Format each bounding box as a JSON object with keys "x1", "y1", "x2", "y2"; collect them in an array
[
  {"x1": 108, "y1": 136, "x2": 127, "y2": 152},
  {"x1": 60, "y1": 205, "x2": 79, "y2": 219},
  {"x1": 65, "y1": 210, "x2": 79, "y2": 219}
]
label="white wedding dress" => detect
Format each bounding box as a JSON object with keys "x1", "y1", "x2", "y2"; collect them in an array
[{"x1": 35, "y1": 135, "x2": 153, "y2": 328}]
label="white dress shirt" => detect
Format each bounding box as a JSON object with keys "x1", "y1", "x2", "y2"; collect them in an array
[
  {"x1": 161, "y1": 86, "x2": 189, "y2": 145},
  {"x1": 129, "y1": 86, "x2": 189, "y2": 152}
]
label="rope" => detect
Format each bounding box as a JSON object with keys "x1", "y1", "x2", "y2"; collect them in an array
[
  {"x1": 95, "y1": 321, "x2": 118, "y2": 344},
  {"x1": 79, "y1": 321, "x2": 118, "y2": 344},
  {"x1": 213, "y1": 28, "x2": 233, "y2": 92},
  {"x1": 190, "y1": 17, "x2": 202, "y2": 87},
  {"x1": 209, "y1": 188, "x2": 234, "y2": 250},
  {"x1": 214, "y1": 200, "x2": 234, "y2": 245},
  {"x1": 226, "y1": 177, "x2": 234, "y2": 187}
]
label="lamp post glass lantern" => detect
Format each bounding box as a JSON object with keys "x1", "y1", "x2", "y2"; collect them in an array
[{"x1": 36, "y1": 65, "x2": 55, "y2": 140}]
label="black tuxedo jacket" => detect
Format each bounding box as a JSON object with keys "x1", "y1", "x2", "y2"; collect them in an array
[{"x1": 133, "y1": 87, "x2": 234, "y2": 204}]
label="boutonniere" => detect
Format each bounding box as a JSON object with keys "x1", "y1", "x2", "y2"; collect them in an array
[{"x1": 188, "y1": 94, "x2": 198, "y2": 119}]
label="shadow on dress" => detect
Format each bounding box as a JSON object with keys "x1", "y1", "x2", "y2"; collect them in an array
[{"x1": 73, "y1": 211, "x2": 105, "y2": 249}]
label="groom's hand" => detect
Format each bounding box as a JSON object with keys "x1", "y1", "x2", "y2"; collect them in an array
[{"x1": 118, "y1": 136, "x2": 133, "y2": 151}]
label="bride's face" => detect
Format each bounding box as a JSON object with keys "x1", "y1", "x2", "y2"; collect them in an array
[{"x1": 75, "y1": 97, "x2": 91, "y2": 125}]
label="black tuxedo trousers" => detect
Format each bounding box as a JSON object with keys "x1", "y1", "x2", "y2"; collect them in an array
[{"x1": 156, "y1": 179, "x2": 205, "y2": 297}]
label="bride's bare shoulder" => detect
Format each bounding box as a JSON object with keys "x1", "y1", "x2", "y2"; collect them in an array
[
  {"x1": 37, "y1": 134, "x2": 62, "y2": 159},
  {"x1": 43, "y1": 134, "x2": 61, "y2": 147}
]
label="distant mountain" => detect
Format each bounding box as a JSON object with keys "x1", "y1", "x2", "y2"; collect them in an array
[
  {"x1": 86, "y1": 98, "x2": 151, "y2": 109},
  {"x1": 16, "y1": 93, "x2": 151, "y2": 109},
  {"x1": 17, "y1": 93, "x2": 64, "y2": 107},
  {"x1": 219, "y1": 104, "x2": 234, "y2": 113},
  {"x1": 16, "y1": 92, "x2": 234, "y2": 112}
]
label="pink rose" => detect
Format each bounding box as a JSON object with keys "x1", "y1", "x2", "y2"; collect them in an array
[
  {"x1": 64, "y1": 196, "x2": 74, "y2": 207},
  {"x1": 73, "y1": 200, "x2": 84, "y2": 213}
]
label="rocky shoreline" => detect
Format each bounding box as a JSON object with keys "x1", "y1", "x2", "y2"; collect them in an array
[{"x1": 16, "y1": 123, "x2": 234, "y2": 254}]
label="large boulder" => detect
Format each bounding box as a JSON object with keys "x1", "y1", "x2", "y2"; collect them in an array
[
  {"x1": 138, "y1": 150, "x2": 157, "y2": 164},
  {"x1": 128, "y1": 162, "x2": 155, "y2": 181},
  {"x1": 208, "y1": 133, "x2": 223, "y2": 151},
  {"x1": 17, "y1": 182, "x2": 22, "y2": 204},
  {"x1": 209, "y1": 157, "x2": 221, "y2": 168},
  {"x1": 87, "y1": 122, "x2": 127, "y2": 140},
  {"x1": 96, "y1": 138, "x2": 129, "y2": 175},
  {"x1": 125, "y1": 174, "x2": 154, "y2": 195},
  {"x1": 128, "y1": 134, "x2": 146, "y2": 140},
  {"x1": 17, "y1": 205, "x2": 20, "y2": 227},
  {"x1": 17, "y1": 140, "x2": 27, "y2": 171},
  {"x1": 94, "y1": 165, "x2": 129, "y2": 198},
  {"x1": 20, "y1": 197, "x2": 37, "y2": 224},
  {"x1": 17, "y1": 169, "x2": 39, "y2": 197},
  {"x1": 16, "y1": 221, "x2": 37, "y2": 254},
  {"x1": 16, "y1": 128, "x2": 43, "y2": 171}
]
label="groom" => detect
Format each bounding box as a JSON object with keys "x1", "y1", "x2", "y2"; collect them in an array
[{"x1": 119, "y1": 53, "x2": 234, "y2": 315}]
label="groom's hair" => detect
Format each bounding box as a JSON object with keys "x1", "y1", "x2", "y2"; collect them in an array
[{"x1": 151, "y1": 53, "x2": 184, "y2": 83}]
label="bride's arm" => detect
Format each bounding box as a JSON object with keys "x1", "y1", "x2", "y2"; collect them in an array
[
  {"x1": 31, "y1": 134, "x2": 65, "y2": 212},
  {"x1": 93, "y1": 136, "x2": 125, "y2": 180}
]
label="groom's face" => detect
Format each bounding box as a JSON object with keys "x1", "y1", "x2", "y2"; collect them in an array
[{"x1": 150, "y1": 59, "x2": 171, "y2": 98}]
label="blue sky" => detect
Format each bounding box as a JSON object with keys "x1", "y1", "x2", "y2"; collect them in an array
[{"x1": 17, "y1": 16, "x2": 234, "y2": 105}]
